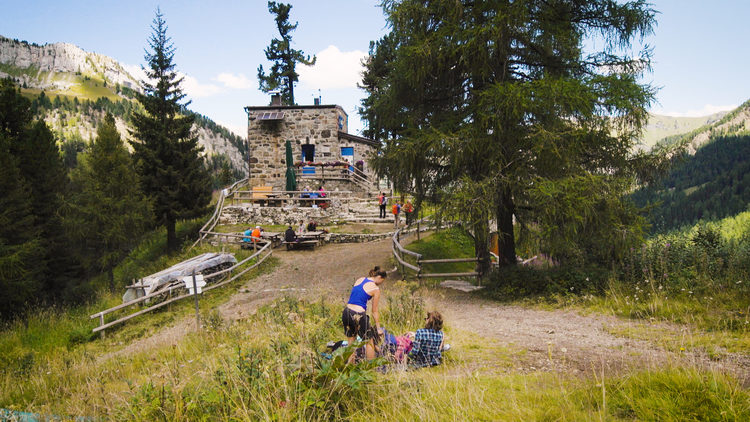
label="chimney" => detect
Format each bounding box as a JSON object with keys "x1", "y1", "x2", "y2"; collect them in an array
[{"x1": 270, "y1": 91, "x2": 282, "y2": 106}]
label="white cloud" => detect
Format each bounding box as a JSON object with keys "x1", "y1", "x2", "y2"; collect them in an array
[
  {"x1": 122, "y1": 64, "x2": 222, "y2": 98},
  {"x1": 214, "y1": 72, "x2": 254, "y2": 90},
  {"x1": 181, "y1": 74, "x2": 222, "y2": 98},
  {"x1": 660, "y1": 104, "x2": 737, "y2": 117},
  {"x1": 298, "y1": 45, "x2": 367, "y2": 90},
  {"x1": 122, "y1": 63, "x2": 147, "y2": 83}
]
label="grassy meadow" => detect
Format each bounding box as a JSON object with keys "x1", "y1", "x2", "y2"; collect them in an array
[{"x1": 1, "y1": 214, "x2": 749, "y2": 420}]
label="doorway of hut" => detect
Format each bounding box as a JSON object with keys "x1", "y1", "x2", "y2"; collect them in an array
[{"x1": 301, "y1": 144, "x2": 316, "y2": 175}]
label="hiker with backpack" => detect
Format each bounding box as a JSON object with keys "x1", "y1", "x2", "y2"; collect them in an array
[{"x1": 378, "y1": 192, "x2": 387, "y2": 219}]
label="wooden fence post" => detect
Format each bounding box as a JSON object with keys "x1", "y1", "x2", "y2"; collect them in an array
[
  {"x1": 192, "y1": 271, "x2": 201, "y2": 331},
  {"x1": 99, "y1": 314, "x2": 105, "y2": 339}
]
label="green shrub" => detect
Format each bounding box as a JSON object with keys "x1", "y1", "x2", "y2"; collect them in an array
[{"x1": 484, "y1": 264, "x2": 610, "y2": 299}]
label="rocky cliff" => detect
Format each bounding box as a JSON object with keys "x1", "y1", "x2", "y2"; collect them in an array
[{"x1": 0, "y1": 36, "x2": 139, "y2": 91}]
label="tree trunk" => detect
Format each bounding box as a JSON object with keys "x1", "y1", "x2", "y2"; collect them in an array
[
  {"x1": 472, "y1": 212, "x2": 492, "y2": 277},
  {"x1": 166, "y1": 213, "x2": 177, "y2": 252},
  {"x1": 288, "y1": 75, "x2": 295, "y2": 105},
  {"x1": 496, "y1": 185, "x2": 516, "y2": 266}
]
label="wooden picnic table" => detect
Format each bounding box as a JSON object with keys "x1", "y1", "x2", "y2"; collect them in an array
[
  {"x1": 298, "y1": 230, "x2": 325, "y2": 241},
  {"x1": 282, "y1": 230, "x2": 325, "y2": 251},
  {"x1": 261, "y1": 231, "x2": 282, "y2": 247}
]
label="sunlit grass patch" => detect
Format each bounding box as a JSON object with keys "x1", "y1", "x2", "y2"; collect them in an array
[{"x1": 405, "y1": 227, "x2": 477, "y2": 280}]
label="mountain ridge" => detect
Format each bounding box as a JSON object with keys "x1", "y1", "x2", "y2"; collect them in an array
[
  {"x1": 640, "y1": 112, "x2": 728, "y2": 150},
  {"x1": 0, "y1": 35, "x2": 248, "y2": 179}
]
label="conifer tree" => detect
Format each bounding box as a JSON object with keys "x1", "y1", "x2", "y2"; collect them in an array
[
  {"x1": 69, "y1": 114, "x2": 152, "y2": 290},
  {"x1": 0, "y1": 129, "x2": 42, "y2": 318},
  {"x1": 362, "y1": 0, "x2": 664, "y2": 271},
  {"x1": 131, "y1": 10, "x2": 211, "y2": 251},
  {"x1": 257, "y1": 1, "x2": 316, "y2": 105},
  {"x1": 0, "y1": 78, "x2": 74, "y2": 298}
]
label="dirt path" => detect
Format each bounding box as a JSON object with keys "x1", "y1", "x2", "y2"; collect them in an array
[
  {"x1": 427, "y1": 290, "x2": 750, "y2": 383},
  {"x1": 218, "y1": 240, "x2": 394, "y2": 321},
  {"x1": 113, "y1": 238, "x2": 750, "y2": 384}
]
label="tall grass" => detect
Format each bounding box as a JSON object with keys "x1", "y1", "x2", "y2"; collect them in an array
[
  {"x1": 598, "y1": 215, "x2": 750, "y2": 342},
  {"x1": 0, "y1": 218, "x2": 274, "y2": 380},
  {"x1": 2, "y1": 294, "x2": 746, "y2": 420}
]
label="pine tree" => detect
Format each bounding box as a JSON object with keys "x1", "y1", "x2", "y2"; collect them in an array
[
  {"x1": 0, "y1": 78, "x2": 74, "y2": 298},
  {"x1": 69, "y1": 114, "x2": 152, "y2": 290},
  {"x1": 131, "y1": 10, "x2": 211, "y2": 251},
  {"x1": 257, "y1": 1, "x2": 316, "y2": 105},
  {"x1": 0, "y1": 130, "x2": 42, "y2": 318}
]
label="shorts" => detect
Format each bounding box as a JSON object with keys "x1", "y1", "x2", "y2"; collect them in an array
[{"x1": 342, "y1": 307, "x2": 376, "y2": 341}]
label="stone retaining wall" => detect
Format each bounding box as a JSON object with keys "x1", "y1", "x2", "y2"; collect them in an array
[{"x1": 220, "y1": 204, "x2": 339, "y2": 226}]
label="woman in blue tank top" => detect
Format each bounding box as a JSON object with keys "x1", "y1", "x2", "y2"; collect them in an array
[{"x1": 342, "y1": 266, "x2": 388, "y2": 361}]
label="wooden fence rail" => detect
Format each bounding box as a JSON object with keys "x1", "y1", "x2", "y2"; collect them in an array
[
  {"x1": 90, "y1": 241, "x2": 273, "y2": 335},
  {"x1": 391, "y1": 223, "x2": 481, "y2": 283},
  {"x1": 190, "y1": 177, "x2": 248, "y2": 250}
]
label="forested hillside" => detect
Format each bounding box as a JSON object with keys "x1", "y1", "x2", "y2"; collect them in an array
[
  {"x1": 632, "y1": 134, "x2": 750, "y2": 232},
  {"x1": 0, "y1": 36, "x2": 248, "y2": 187},
  {"x1": 28, "y1": 89, "x2": 247, "y2": 188},
  {"x1": 652, "y1": 98, "x2": 750, "y2": 152}
]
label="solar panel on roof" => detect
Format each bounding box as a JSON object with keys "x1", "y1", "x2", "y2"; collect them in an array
[{"x1": 256, "y1": 111, "x2": 285, "y2": 121}]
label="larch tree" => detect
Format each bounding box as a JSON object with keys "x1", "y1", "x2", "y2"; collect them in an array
[
  {"x1": 131, "y1": 9, "x2": 211, "y2": 252},
  {"x1": 361, "y1": 0, "x2": 666, "y2": 274},
  {"x1": 257, "y1": 1, "x2": 316, "y2": 105},
  {"x1": 69, "y1": 114, "x2": 152, "y2": 290}
]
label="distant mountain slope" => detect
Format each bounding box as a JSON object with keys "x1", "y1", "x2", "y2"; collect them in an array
[
  {"x1": 631, "y1": 134, "x2": 750, "y2": 233},
  {"x1": 648, "y1": 100, "x2": 750, "y2": 153},
  {"x1": 639, "y1": 112, "x2": 728, "y2": 150},
  {"x1": 0, "y1": 35, "x2": 247, "y2": 182}
]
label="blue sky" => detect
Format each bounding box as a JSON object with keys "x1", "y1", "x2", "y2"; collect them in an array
[{"x1": 2, "y1": 1, "x2": 750, "y2": 135}]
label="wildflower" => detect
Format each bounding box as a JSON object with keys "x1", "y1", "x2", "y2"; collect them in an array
[
  {"x1": 680, "y1": 347, "x2": 685, "y2": 352},
  {"x1": 658, "y1": 285, "x2": 663, "y2": 290},
  {"x1": 689, "y1": 291, "x2": 693, "y2": 294},
  {"x1": 737, "y1": 280, "x2": 743, "y2": 284},
  {"x1": 561, "y1": 347, "x2": 567, "y2": 353},
  {"x1": 665, "y1": 242, "x2": 671, "y2": 247}
]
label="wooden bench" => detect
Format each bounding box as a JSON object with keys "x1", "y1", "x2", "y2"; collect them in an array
[{"x1": 283, "y1": 240, "x2": 318, "y2": 251}]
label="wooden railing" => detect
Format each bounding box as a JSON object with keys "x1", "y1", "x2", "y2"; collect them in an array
[
  {"x1": 229, "y1": 189, "x2": 356, "y2": 205},
  {"x1": 190, "y1": 177, "x2": 248, "y2": 250},
  {"x1": 294, "y1": 167, "x2": 375, "y2": 191},
  {"x1": 90, "y1": 241, "x2": 273, "y2": 336},
  {"x1": 391, "y1": 223, "x2": 481, "y2": 283}
]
